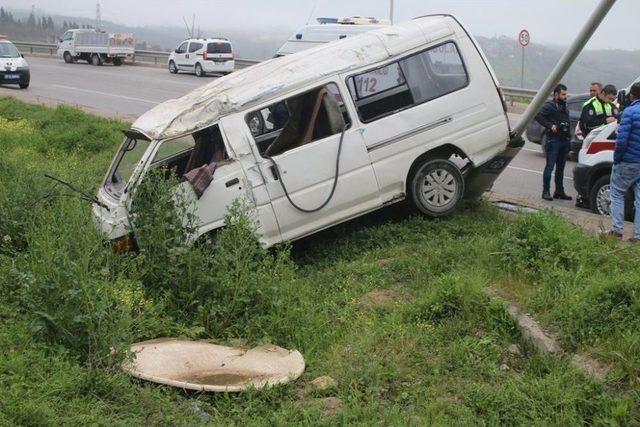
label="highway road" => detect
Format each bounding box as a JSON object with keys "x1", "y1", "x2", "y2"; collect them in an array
[{"x1": 1, "y1": 56, "x2": 580, "y2": 212}]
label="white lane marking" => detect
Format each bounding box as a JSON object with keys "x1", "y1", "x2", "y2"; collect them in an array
[
  {"x1": 507, "y1": 165, "x2": 573, "y2": 180},
  {"x1": 50, "y1": 84, "x2": 158, "y2": 104},
  {"x1": 522, "y1": 147, "x2": 541, "y2": 153}
]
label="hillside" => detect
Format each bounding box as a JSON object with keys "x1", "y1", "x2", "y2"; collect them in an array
[{"x1": 477, "y1": 35, "x2": 640, "y2": 92}]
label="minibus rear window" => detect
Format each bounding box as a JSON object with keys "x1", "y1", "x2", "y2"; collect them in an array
[{"x1": 207, "y1": 43, "x2": 232, "y2": 54}]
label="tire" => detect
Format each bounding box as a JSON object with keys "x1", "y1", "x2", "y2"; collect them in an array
[
  {"x1": 19, "y1": 82, "x2": 29, "y2": 89},
  {"x1": 168, "y1": 60, "x2": 178, "y2": 74},
  {"x1": 91, "y1": 54, "x2": 103, "y2": 66},
  {"x1": 63, "y1": 51, "x2": 73, "y2": 64},
  {"x1": 589, "y1": 174, "x2": 611, "y2": 216},
  {"x1": 113, "y1": 57, "x2": 123, "y2": 66},
  {"x1": 408, "y1": 158, "x2": 464, "y2": 217},
  {"x1": 195, "y1": 63, "x2": 204, "y2": 77}
]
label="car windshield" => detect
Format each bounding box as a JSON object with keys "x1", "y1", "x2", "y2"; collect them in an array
[
  {"x1": 0, "y1": 41, "x2": 20, "y2": 58},
  {"x1": 105, "y1": 136, "x2": 151, "y2": 199}
]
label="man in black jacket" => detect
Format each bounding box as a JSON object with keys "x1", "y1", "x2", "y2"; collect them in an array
[{"x1": 535, "y1": 84, "x2": 573, "y2": 201}]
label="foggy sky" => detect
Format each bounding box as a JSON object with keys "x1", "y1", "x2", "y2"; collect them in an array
[{"x1": 2, "y1": 0, "x2": 638, "y2": 50}]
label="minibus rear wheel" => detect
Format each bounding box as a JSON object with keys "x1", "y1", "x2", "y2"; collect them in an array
[{"x1": 408, "y1": 158, "x2": 464, "y2": 217}]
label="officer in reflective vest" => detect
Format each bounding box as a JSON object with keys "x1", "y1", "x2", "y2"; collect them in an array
[{"x1": 579, "y1": 84, "x2": 619, "y2": 136}]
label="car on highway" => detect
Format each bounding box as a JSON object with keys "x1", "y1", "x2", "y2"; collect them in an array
[
  {"x1": 275, "y1": 16, "x2": 390, "y2": 57},
  {"x1": 95, "y1": 15, "x2": 524, "y2": 251},
  {"x1": 168, "y1": 38, "x2": 235, "y2": 77},
  {"x1": 526, "y1": 92, "x2": 589, "y2": 160},
  {"x1": 573, "y1": 120, "x2": 635, "y2": 218},
  {"x1": 0, "y1": 36, "x2": 30, "y2": 89}
]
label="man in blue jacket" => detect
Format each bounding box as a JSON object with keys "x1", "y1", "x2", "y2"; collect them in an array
[
  {"x1": 535, "y1": 84, "x2": 572, "y2": 201},
  {"x1": 607, "y1": 82, "x2": 640, "y2": 240}
]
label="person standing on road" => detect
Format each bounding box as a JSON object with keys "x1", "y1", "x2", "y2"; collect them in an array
[
  {"x1": 589, "y1": 82, "x2": 602, "y2": 98},
  {"x1": 535, "y1": 84, "x2": 573, "y2": 201},
  {"x1": 606, "y1": 82, "x2": 640, "y2": 240},
  {"x1": 580, "y1": 84, "x2": 619, "y2": 137}
]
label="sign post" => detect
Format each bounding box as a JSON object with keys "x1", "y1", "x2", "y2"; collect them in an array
[{"x1": 519, "y1": 29, "x2": 530, "y2": 88}]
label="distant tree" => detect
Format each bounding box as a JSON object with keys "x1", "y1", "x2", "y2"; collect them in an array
[
  {"x1": 27, "y1": 12, "x2": 36, "y2": 29},
  {"x1": 47, "y1": 16, "x2": 54, "y2": 30}
]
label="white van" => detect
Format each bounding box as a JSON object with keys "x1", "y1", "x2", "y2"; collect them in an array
[
  {"x1": 168, "y1": 38, "x2": 235, "y2": 76},
  {"x1": 94, "y1": 15, "x2": 521, "y2": 250},
  {"x1": 275, "y1": 17, "x2": 389, "y2": 57}
]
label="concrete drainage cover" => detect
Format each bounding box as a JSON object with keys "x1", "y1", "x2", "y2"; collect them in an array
[{"x1": 122, "y1": 338, "x2": 305, "y2": 392}]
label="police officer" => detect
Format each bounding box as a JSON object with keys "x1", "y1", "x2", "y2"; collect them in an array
[
  {"x1": 580, "y1": 84, "x2": 619, "y2": 137},
  {"x1": 535, "y1": 84, "x2": 573, "y2": 201}
]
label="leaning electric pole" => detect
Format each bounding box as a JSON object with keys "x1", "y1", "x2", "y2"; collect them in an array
[{"x1": 389, "y1": 0, "x2": 394, "y2": 24}]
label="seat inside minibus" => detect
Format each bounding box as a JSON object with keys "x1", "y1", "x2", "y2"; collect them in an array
[
  {"x1": 261, "y1": 85, "x2": 346, "y2": 157},
  {"x1": 155, "y1": 125, "x2": 228, "y2": 179}
]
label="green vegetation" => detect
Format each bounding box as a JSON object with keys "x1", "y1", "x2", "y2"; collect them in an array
[{"x1": 1, "y1": 97, "x2": 639, "y2": 425}]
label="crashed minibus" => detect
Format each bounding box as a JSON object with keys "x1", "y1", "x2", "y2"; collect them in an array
[{"x1": 94, "y1": 7, "x2": 616, "y2": 250}]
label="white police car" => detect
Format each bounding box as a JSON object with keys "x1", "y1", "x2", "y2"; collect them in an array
[
  {"x1": 573, "y1": 121, "x2": 636, "y2": 219},
  {"x1": 0, "y1": 36, "x2": 30, "y2": 89}
]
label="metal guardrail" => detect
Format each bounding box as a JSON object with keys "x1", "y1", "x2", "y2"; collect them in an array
[
  {"x1": 13, "y1": 41, "x2": 261, "y2": 69},
  {"x1": 10, "y1": 42, "x2": 553, "y2": 100},
  {"x1": 501, "y1": 86, "x2": 539, "y2": 100}
]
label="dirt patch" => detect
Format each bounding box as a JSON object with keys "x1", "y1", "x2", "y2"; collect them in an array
[
  {"x1": 313, "y1": 397, "x2": 342, "y2": 417},
  {"x1": 360, "y1": 289, "x2": 402, "y2": 308},
  {"x1": 377, "y1": 258, "x2": 395, "y2": 267}
]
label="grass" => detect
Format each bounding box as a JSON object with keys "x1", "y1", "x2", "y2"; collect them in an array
[{"x1": 0, "y1": 96, "x2": 639, "y2": 425}]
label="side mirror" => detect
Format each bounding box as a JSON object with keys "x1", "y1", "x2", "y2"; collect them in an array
[
  {"x1": 58, "y1": 38, "x2": 63, "y2": 43},
  {"x1": 20, "y1": 53, "x2": 24, "y2": 58},
  {"x1": 175, "y1": 49, "x2": 180, "y2": 53}
]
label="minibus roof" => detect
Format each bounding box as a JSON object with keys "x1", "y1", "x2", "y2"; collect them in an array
[{"x1": 132, "y1": 15, "x2": 457, "y2": 142}]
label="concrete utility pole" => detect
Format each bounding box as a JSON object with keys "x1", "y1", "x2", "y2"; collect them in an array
[
  {"x1": 389, "y1": 0, "x2": 394, "y2": 24},
  {"x1": 512, "y1": 0, "x2": 617, "y2": 139}
]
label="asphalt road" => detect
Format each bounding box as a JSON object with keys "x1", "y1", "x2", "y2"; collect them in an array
[{"x1": 1, "y1": 56, "x2": 580, "y2": 211}]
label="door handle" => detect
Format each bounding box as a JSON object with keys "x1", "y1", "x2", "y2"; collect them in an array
[
  {"x1": 186, "y1": 54, "x2": 189, "y2": 59},
  {"x1": 269, "y1": 166, "x2": 279, "y2": 181},
  {"x1": 225, "y1": 178, "x2": 240, "y2": 187}
]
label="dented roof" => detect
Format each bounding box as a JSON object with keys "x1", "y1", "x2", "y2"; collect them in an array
[{"x1": 131, "y1": 15, "x2": 458, "y2": 142}]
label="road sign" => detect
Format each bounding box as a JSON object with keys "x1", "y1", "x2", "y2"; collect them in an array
[{"x1": 518, "y1": 29, "x2": 530, "y2": 47}]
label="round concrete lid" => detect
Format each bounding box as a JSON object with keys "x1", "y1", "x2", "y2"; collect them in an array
[{"x1": 122, "y1": 338, "x2": 305, "y2": 392}]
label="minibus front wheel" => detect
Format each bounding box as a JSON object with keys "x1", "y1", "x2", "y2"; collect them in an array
[{"x1": 408, "y1": 158, "x2": 464, "y2": 218}]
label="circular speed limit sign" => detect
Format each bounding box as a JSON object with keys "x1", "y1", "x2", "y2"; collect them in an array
[{"x1": 519, "y1": 29, "x2": 530, "y2": 47}]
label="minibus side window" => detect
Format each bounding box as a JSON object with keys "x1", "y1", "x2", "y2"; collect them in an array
[
  {"x1": 245, "y1": 83, "x2": 351, "y2": 157},
  {"x1": 347, "y1": 41, "x2": 469, "y2": 123}
]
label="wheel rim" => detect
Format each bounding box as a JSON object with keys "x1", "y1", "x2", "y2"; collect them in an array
[
  {"x1": 169, "y1": 62, "x2": 176, "y2": 72},
  {"x1": 596, "y1": 184, "x2": 611, "y2": 216},
  {"x1": 418, "y1": 168, "x2": 459, "y2": 210},
  {"x1": 196, "y1": 65, "x2": 202, "y2": 76}
]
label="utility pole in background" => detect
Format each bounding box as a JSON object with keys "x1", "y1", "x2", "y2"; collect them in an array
[
  {"x1": 95, "y1": 1, "x2": 102, "y2": 30},
  {"x1": 389, "y1": 0, "x2": 394, "y2": 24}
]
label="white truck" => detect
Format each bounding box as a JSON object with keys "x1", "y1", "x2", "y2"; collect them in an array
[{"x1": 57, "y1": 29, "x2": 135, "y2": 66}]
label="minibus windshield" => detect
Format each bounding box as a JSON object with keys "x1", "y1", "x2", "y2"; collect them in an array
[{"x1": 105, "y1": 136, "x2": 151, "y2": 199}]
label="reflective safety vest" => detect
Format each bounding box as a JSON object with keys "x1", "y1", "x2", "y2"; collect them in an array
[{"x1": 583, "y1": 97, "x2": 613, "y2": 116}]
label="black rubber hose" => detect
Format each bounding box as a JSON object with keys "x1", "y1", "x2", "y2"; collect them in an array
[{"x1": 266, "y1": 124, "x2": 348, "y2": 213}]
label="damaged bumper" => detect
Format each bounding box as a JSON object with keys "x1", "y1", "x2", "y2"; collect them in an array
[{"x1": 463, "y1": 136, "x2": 525, "y2": 200}]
